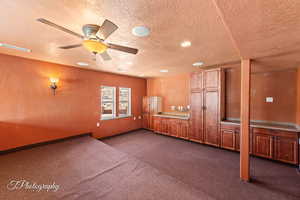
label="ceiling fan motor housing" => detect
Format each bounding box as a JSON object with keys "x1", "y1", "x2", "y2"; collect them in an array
[{"x1": 82, "y1": 24, "x2": 100, "y2": 38}]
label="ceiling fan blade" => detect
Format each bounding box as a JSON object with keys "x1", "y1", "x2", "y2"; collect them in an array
[
  {"x1": 108, "y1": 43, "x2": 138, "y2": 54},
  {"x1": 98, "y1": 19, "x2": 118, "y2": 40},
  {"x1": 59, "y1": 44, "x2": 82, "y2": 49},
  {"x1": 37, "y1": 18, "x2": 84, "y2": 39},
  {"x1": 99, "y1": 51, "x2": 112, "y2": 61}
]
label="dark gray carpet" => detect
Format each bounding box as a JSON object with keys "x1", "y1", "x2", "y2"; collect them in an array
[
  {"x1": 0, "y1": 135, "x2": 211, "y2": 200},
  {"x1": 102, "y1": 129, "x2": 300, "y2": 200}
]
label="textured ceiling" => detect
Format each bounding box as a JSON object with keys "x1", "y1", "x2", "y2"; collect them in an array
[
  {"x1": 0, "y1": 0, "x2": 238, "y2": 77},
  {"x1": 0, "y1": 1, "x2": 300, "y2": 77},
  {"x1": 213, "y1": 0, "x2": 300, "y2": 70}
]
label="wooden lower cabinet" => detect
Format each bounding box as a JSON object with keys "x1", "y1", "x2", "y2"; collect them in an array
[
  {"x1": 220, "y1": 129, "x2": 236, "y2": 150},
  {"x1": 274, "y1": 136, "x2": 298, "y2": 164},
  {"x1": 253, "y1": 132, "x2": 273, "y2": 159},
  {"x1": 220, "y1": 123, "x2": 241, "y2": 151},
  {"x1": 142, "y1": 113, "x2": 149, "y2": 129},
  {"x1": 179, "y1": 120, "x2": 189, "y2": 139},
  {"x1": 168, "y1": 119, "x2": 179, "y2": 137},
  {"x1": 154, "y1": 120, "x2": 299, "y2": 165},
  {"x1": 153, "y1": 116, "x2": 189, "y2": 139},
  {"x1": 153, "y1": 116, "x2": 160, "y2": 133},
  {"x1": 252, "y1": 128, "x2": 298, "y2": 165},
  {"x1": 160, "y1": 118, "x2": 168, "y2": 134}
]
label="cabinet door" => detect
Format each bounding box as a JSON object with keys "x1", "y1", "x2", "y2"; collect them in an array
[
  {"x1": 204, "y1": 69, "x2": 219, "y2": 89},
  {"x1": 149, "y1": 116, "x2": 154, "y2": 130},
  {"x1": 142, "y1": 96, "x2": 150, "y2": 113},
  {"x1": 190, "y1": 92, "x2": 204, "y2": 142},
  {"x1": 160, "y1": 118, "x2": 169, "y2": 134},
  {"x1": 253, "y1": 133, "x2": 273, "y2": 159},
  {"x1": 221, "y1": 129, "x2": 235, "y2": 150},
  {"x1": 142, "y1": 114, "x2": 149, "y2": 129},
  {"x1": 235, "y1": 132, "x2": 240, "y2": 151},
  {"x1": 191, "y1": 72, "x2": 203, "y2": 92},
  {"x1": 179, "y1": 120, "x2": 189, "y2": 139},
  {"x1": 153, "y1": 117, "x2": 160, "y2": 133},
  {"x1": 169, "y1": 119, "x2": 179, "y2": 137},
  {"x1": 275, "y1": 136, "x2": 298, "y2": 164},
  {"x1": 204, "y1": 90, "x2": 219, "y2": 147}
]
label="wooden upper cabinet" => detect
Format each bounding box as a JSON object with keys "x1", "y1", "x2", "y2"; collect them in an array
[
  {"x1": 204, "y1": 90, "x2": 220, "y2": 147},
  {"x1": 204, "y1": 69, "x2": 220, "y2": 89},
  {"x1": 191, "y1": 72, "x2": 203, "y2": 92},
  {"x1": 190, "y1": 92, "x2": 204, "y2": 142}
]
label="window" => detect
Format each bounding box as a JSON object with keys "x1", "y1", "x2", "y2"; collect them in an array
[
  {"x1": 101, "y1": 86, "x2": 116, "y2": 120},
  {"x1": 119, "y1": 87, "x2": 131, "y2": 117},
  {"x1": 101, "y1": 86, "x2": 131, "y2": 120}
]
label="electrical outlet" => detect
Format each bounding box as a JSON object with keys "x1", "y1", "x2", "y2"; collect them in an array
[
  {"x1": 266, "y1": 97, "x2": 273, "y2": 103},
  {"x1": 96, "y1": 122, "x2": 100, "y2": 127}
]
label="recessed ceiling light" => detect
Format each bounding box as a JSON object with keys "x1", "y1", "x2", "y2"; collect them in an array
[
  {"x1": 132, "y1": 26, "x2": 150, "y2": 37},
  {"x1": 160, "y1": 69, "x2": 169, "y2": 73},
  {"x1": 139, "y1": 74, "x2": 145, "y2": 77},
  {"x1": 77, "y1": 62, "x2": 89, "y2": 66},
  {"x1": 117, "y1": 68, "x2": 127, "y2": 72},
  {"x1": 126, "y1": 62, "x2": 133, "y2": 65},
  {"x1": 181, "y1": 41, "x2": 191, "y2": 47},
  {"x1": 0, "y1": 43, "x2": 31, "y2": 52},
  {"x1": 192, "y1": 61, "x2": 204, "y2": 67}
]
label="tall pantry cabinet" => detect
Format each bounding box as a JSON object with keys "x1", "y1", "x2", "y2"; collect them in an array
[{"x1": 190, "y1": 68, "x2": 224, "y2": 146}]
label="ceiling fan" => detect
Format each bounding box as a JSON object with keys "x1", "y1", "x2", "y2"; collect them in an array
[{"x1": 37, "y1": 18, "x2": 138, "y2": 61}]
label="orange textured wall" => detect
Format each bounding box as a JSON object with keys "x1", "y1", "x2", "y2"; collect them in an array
[
  {"x1": 0, "y1": 54, "x2": 146, "y2": 151},
  {"x1": 147, "y1": 74, "x2": 190, "y2": 113},
  {"x1": 296, "y1": 68, "x2": 300, "y2": 126},
  {"x1": 225, "y1": 67, "x2": 297, "y2": 123}
]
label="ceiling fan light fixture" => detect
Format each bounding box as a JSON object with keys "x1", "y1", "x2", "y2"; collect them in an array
[{"x1": 82, "y1": 40, "x2": 107, "y2": 54}]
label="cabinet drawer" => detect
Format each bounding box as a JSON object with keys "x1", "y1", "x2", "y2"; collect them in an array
[
  {"x1": 220, "y1": 123, "x2": 240, "y2": 131},
  {"x1": 253, "y1": 128, "x2": 298, "y2": 138}
]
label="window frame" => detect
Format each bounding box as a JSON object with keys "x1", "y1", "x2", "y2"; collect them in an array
[
  {"x1": 118, "y1": 87, "x2": 132, "y2": 118},
  {"x1": 100, "y1": 85, "x2": 116, "y2": 120}
]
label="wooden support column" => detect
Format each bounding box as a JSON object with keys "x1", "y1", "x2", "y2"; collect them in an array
[{"x1": 240, "y1": 59, "x2": 251, "y2": 181}]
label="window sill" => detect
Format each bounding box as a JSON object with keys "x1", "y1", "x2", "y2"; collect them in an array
[{"x1": 101, "y1": 115, "x2": 133, "y2": 121}]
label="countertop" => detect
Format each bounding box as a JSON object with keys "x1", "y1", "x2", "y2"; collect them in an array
[
  {"x1": 153, "y1": 113, "x2": 189, "y2": 120},
  {"x1": 221, "y1": 120, "x2": 299, "y2": 132}
]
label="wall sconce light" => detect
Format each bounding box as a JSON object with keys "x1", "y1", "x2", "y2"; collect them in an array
[{"x1": 49, "y1": 77, "x2": 59, "y2": 95}]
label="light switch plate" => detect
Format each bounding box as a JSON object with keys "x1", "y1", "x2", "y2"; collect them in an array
[{"x1": 266, "y1": 97, "x2": 273, "y2": 103}]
